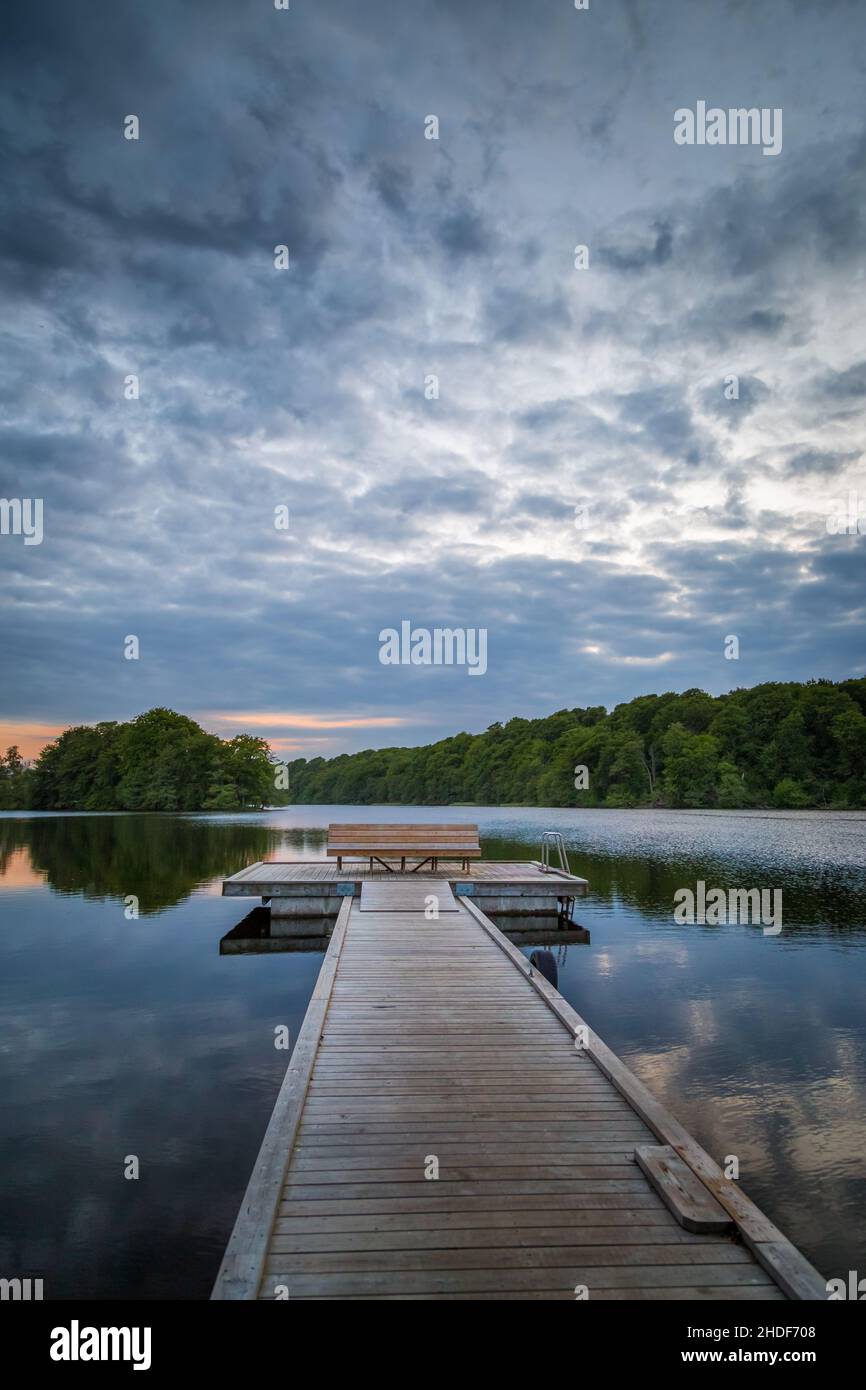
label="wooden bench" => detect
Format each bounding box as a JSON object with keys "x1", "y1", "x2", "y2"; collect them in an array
[{"x1": 326, "y1": 823, "x2": 481, "y2": 873}]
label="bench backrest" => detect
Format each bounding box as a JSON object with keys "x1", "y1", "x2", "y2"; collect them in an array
[{"x1": 326, "y1": 823, "x2": 481, "y2": 855}]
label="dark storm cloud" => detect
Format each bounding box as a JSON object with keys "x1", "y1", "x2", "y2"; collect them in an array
[
  {"x1": 436, "y1": 205, "x2": 493, "y2": 261},
  {"x1": 360, "y1": 470, "x2": 497, "y2": 524},
  {"x1": 592, "y1": 130, "x2": 866, "y2": 363},
  {"x1": 815, "y1": 361, "x2": 866, "y2": 401},
  {"x1": 508, "y1": 492, "x2": 574, "y2": 523},
  {"x1": 699, "y1": 375, "x2": 771, "y2": 424},
  {"x1": 685, "y1": 136, "x2": 866, "y2": 280},
  {"x1": 485, "y1": 287, "x2": 572, "y2": 343},
  {"x1": 1, "y1": 0, "x2": 865, "y2": 752},
  {"x1": 785, "y1": 448, "x2": 862, "y2": 477},
  {"x1": 617, "y1": 389, "x2": 713, "y2": 468},
  {"x1": 598, "y1": 220, "x2": 673, "y2": 273},
  {"x1": 371, "y1": 163, "x2": 414, "y2": 219}
]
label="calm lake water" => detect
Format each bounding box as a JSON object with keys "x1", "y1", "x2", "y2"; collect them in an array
[{"x1": 1, "y1": 806, "x2": 864, "y2": 1299}]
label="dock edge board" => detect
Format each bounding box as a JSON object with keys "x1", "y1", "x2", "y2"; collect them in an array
[
  {"x1": 459, "y1": 897, "x2": 827, "y2": 1302},
  {"x1": 211, "y1": 895, "x2": 352, "y2": 1300}
]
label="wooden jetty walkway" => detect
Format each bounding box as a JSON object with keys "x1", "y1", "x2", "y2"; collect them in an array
[{"x1": 212, "y1": 883, "x2": 825, "y2": 1301}]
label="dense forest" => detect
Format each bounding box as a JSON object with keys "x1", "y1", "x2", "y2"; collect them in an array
[
  {"x1": 0, "y1": 708, "x2": 275, "y2": 812},
  {"x1": 1, "y1": 680, "x2": 864, "y2": 812},
  {"x1": 284, "y1": 679, "x2": 866, "y2": 810}
]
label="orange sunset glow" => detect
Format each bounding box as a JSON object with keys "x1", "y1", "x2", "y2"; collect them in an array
[
  {"x1": 0, "y1": 721, "x2": 66, "y2": 761},
  {"x1": 0, "y1": 712, "x2": 412, "y2": 764},
  {"x1": 204, "y1": 713, "x2": 410, "y2": 731},
  {"x1": 0, "y1": 847, "x2": 47, "y2": 889},
  {"x1": 201, "y1": 712, "x2": 413, "y2": 755}
]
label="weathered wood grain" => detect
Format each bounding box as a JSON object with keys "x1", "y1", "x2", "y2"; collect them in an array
[{"x1": 213, "y1": 882, "x2": 823, "y2": 1302}]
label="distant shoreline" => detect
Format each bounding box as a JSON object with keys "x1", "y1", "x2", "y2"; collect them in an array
[
  {"x1": 3, "y1": 804, "x2": 865, "y2": 820},
  {"x1": 3, "y1": 679, "x2": 865, "y2": 812}
]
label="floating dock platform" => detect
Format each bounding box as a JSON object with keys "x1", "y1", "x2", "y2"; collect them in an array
[
  {"x1": 222, "y1": 859, "x2": 588, "y2": 918},
  {"x1": 212, "y1": 883, "x2": 825, "y2": 1302},
  {"x1": 219, "y1": 906, "x2": 590, "y2": 955}
]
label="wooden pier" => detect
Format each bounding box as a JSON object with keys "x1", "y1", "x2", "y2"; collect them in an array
[{"x1": 212, "y1": 883, "x2": 825, "y2": 1301}]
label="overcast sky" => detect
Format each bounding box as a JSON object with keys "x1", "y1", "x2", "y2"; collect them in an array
[{"x1": 1, "y1": 0, "x2": 864, "y2": 759}]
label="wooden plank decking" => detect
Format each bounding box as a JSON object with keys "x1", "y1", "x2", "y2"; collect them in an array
[
  {"x1": 359, "y1": 878, "x2": 459, "y2": 912},
  {"x1": 223, "y1": 859, "x2": 586, "y2": 887},
  {"x1": 212, "y1": 888, "x2": 825, "y2": 1301}
]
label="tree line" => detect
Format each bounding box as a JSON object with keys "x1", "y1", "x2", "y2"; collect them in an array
[
  {"x1": 0, "y1": 708, "x2": 275, "y2": 812},
  {"x1": 284, "y1": 679, "x2": 866, "y2": 809},
  {"x1": 2, "y1": 680, "x2": 864, "y2": 812}
]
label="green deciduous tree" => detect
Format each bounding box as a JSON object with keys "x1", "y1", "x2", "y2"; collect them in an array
[
  {"x1": 28, "y1": 710, "x2": 274, "y2": 812},
  {"x1": 16, "y1": 679, "x2": 866, "y2": 811}
]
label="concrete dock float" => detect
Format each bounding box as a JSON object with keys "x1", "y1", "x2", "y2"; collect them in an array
[
  {"x1": 212, "y1": 883, "x2": 825, "y2": 1302},
  {"x1": 222, "y1": 858, "x2": 588, "y2": 918}
]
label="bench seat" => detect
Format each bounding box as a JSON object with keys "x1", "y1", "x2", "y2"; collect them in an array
[{"x1": 326, "y1": 822, "x2": 481, "y2": 872}]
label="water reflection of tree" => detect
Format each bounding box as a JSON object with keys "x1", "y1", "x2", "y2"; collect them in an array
[
  {"x1": 484, "y1": 833, "x2": 861, "y2": 933},
  {"x1": 573, "y1": 850, "x2": 862, "y2": 933},
  {"x1": 1, "y1": 817, "x2": 860, "y2": 931},
  {"x1": 0, "y1": 820, "x2": 26, "y2": 877},
  {"x1": 0, "y1": 816, "x2": 279, "y2": 913}
]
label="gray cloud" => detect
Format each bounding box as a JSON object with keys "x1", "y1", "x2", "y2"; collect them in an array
[
  {"x1": 599, "y1": 220, "x2": 673, "y2": 273},
  {"x1": 1, "y1": 0, "x2": 865, "y2": 752},
  {"x1": 785, "y1": 448, "x2": 862, "y2": 477}
]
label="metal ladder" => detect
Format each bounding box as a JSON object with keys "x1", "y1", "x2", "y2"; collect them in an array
[{"x1": 540, "y1": 830, "x2": 570, "y2": 874}]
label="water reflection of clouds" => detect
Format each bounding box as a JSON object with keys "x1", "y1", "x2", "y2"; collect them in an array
[
  {"x1": 2, "y1": 807, "x2": 865, "y2": 1293},
  {"x1": 0, "y1": 981, "x2": 312, "y2": 1296},
  {"x1": 683, "y1": 998, "x2": 722, "y2": 1045},
  {"x1": 632, "y1": 940, "x2": 691, "y2": 967},
  {"x1": 589, "y1": 950, "x2": 615, "y2": 978},
  {"x1": 581, "y1": 919, "x2": 866, "y2": 1278}
]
